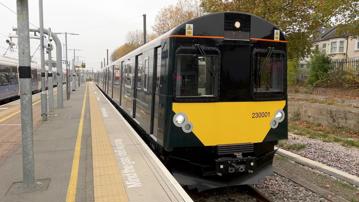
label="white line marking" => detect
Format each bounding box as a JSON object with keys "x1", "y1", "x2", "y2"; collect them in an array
[
  {"x1": 101, "y1": 107, "x2": 108, "y2": 118},
  {"x1": 0, "y1": 107, "x2": 8, "y2": 110},
  {"x1": 114, "y1": 138, "x2": 142, "y2": 188}
]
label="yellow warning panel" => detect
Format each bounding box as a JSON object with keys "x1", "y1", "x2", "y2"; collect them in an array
[{"x1": 185, "y1": 24, "x2": 193, "y2": 36}]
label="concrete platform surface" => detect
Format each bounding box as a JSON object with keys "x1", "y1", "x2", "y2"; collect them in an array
[{"x1": 0, "y1": 82, "x2": 192, "y2": 202}]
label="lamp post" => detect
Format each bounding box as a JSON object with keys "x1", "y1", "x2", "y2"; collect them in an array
[
  {"x1": 69, "y1": 48, "x2": 81, "y2": 91},
  {"x1": 39, "y1": 0, "x2": 47, "y2": 121},
  {"x1": 54, "y1": 32, "x2": 79, "y2": 99},
  {"x1": 16, "y1": 0, "x2": 34, "y2": 186}
]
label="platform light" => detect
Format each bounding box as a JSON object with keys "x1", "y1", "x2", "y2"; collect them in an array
[
  {"x1": 182, "y1": 122, "x2": 193, "y2": 133},
  {"x1": 274, "y1": 110, "x2": 285, "y2": 122},
  {"x1": 173, "y1": 113, "x2": 187, "y2": 127}
]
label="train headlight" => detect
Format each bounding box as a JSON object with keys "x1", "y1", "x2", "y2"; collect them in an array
[
  {"x1": 173, "y1": 113, "x2": 187, "y2": 127},
  {"x1": 270, "y1": 119, "x2": 279, "y2": 129},
  {"x1": 274, "y1": 110, "x2": 285, "y2": 122},
  {"x1": 234, "y1": 21, "x2": 241, "y2": 29},
  {"x1": 182, "y1": 122, "x2": 193, "y2": 133}
]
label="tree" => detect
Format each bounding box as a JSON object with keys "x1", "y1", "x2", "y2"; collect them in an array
[
  {"x1": 200, "y1": 0, "x2": 359, "y2": 60},
  {"x1": 308, "y1": 51, "x2": 332, "y2": 86},
  {"x1": 287, "y1": 59, "x2": 298, "y2": 86},
  {"x1": 111, "y1": 30, "x2": 158, "y2": 61},
  {"x1": 153, "y1": 0, "x2": 203, "y2": 35}
]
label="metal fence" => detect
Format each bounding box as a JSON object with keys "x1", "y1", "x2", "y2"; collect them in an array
[{"x1": 331, "y1": 58, "x2": 359, "y2": 73}]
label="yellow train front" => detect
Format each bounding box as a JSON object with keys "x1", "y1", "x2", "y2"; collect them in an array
[
  {"x1": 98, "y1": 12, "x2": 287, "y2": 190},
  {"x1": 165, "y1": 12, "x2": 287, "y2": 189}
]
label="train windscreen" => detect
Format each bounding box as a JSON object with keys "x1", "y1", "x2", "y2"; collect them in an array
[
  {"x1": 175, "y1": 46, "x2": 220, "y2": 98},
  {"x1": 253, "y1": 48, "x2": 285, "y2": 93}
]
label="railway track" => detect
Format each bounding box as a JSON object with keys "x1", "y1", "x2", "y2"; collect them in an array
[{"x1": 187, "y1": 185, "x2": 272, "y2": 202}]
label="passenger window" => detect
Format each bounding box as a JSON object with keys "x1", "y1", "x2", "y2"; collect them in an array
[
  {"x1": 143, "y1": 57, "x2": 149, "y2": 92},
  {"x1": 175, "y1": 46, "x2": 220, "y2": 97},
  {"x1": 156, "y1": 48, "x2": 161, "y2": 90},
  {"x1": 136, "y1": 55, "x2": 143, "y2": 90},
  {"x1": 124, "y1": 62, "x2": 132, "y2": 88}
]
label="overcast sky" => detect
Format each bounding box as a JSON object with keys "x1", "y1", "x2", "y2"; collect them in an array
[{"x1": 0, "y1": 0, "x2": 176, "y2": 70}]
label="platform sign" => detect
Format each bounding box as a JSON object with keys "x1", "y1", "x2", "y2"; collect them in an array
[
  {"x1": 274, "y1": 29, "x2": 280, "y2": 41},
  {"x1": 185, "y1": 24, "x2": 193, "y2": 36}
]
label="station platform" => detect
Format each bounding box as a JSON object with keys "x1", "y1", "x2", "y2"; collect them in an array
[{"x1": 0, "y1": 82, "x2": 192, "y2": 202}]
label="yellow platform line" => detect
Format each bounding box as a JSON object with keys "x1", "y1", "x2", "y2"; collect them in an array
[
  {"x1": 66, "y1": 84, "x2": 88, "y2": 202},
  {"x1": 0, "y1": 99, "x2": 41, "y2": 123},
  {"x1": 89, "y1": 84, "x2": 128, "y2": 202}
]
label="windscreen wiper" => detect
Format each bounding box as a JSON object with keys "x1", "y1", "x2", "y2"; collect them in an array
[
  {"x1": 194, "y1": 44, "x2": 206, "y2": 56},
  {"x1": 262, "y1": 47, "x2": 274, "y2": 68}
]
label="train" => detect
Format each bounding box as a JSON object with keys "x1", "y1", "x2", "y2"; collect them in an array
[
  {"x1": 96, "y1": 12, "x2": 287, "y2": 190},
  {"x1": 0, "y1": 56, "x2": 62, "y2": 103}
]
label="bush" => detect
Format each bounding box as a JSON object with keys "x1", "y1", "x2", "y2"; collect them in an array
[
  {"x1": 287, "y1": 59, "x2": 298, "y2": 86},
  {"x1": 307, "y1": 51, "x2": 332, "y2": 86}
]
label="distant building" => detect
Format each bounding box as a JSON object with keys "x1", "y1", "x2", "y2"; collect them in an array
[
  {"x1": 298, "y1": 27, "x2": 359, "y2": 82},
  {"x1": 313, "y1": 27, "x2": 359, "y2": 60}
]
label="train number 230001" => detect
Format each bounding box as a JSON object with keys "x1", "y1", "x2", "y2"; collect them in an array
[{"x1": 251, "y1": 112, "x2": 270, "y2": 118}]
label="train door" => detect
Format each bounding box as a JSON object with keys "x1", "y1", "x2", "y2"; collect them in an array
[
  {"x1": 119, "y1": 61, "x2": 124, "y2": 106},
  {"x1": 106, "y1": 67, "x2": 110, "y2": 95},
  {"x1": 151, "y1": 47, "x2": 161, "y2": 139},
  {"x1": 104, "y1": 68, "x2": 106, "y2": 92},
  {"x1": 111, "y1": 65, "x2": 114, "y2": 98},
  {"x1": 133, "y1": 54, "x2": 142, "y2": 118}
]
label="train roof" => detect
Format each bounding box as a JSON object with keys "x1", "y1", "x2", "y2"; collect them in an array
[
  {"x1": 108, "y1": 11, "x2": 286, "y2": 67},
  {"x1": 0, "y1": 56, "x2": 39, "y2": 68},
  {"x1": 0, "y1": 56, "x2": 18, "y2": 66}
]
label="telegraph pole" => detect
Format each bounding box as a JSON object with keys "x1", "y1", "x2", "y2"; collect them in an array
[
  {"x1": 16, "y1": 0, "x2": 34, "y2": 186},
  {"x1": 143, "y1": 14, "x2": 147, "y2": 44},
  {"x1": 39, "y1": 0, "x2": 47, "y2": 121}
]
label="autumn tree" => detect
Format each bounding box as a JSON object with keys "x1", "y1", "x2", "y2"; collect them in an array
[
  {"x1": 111, "y1": 30, "x2": 157, "y2": 61},
  {"x1": 201, "y1": 0, "x2": 359, "y2": 60},
  {"x1": 153, "y1": 0, "x2": 203, "y2": 35}
]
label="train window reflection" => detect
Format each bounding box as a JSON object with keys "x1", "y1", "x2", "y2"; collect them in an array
[{"x1": 175, "y1": 48, "x2": 219, "y2": 97}]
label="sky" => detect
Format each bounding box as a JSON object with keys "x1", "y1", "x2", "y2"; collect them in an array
[{"x1": 0, "y1": 0, "x2": 177, "y2": 70}]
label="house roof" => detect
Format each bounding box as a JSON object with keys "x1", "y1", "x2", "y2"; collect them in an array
[{"x1": 314, "y1": 26, "x2": 349, "y2": 42}]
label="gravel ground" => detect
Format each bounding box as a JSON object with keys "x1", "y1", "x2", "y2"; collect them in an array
[
  {"x1": 284, "y1": 133, "x2": 359, "y2": 176},
  {"x1": 188, "y1": 186, "x2": 257, "y2": 202},
  {"x1": 255, "y1": 173, "x2": 328, "y2": 202}
]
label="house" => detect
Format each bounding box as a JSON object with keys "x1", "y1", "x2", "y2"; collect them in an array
[
  {"x1": 297, "y1": 27, "x2": 359, "y2": 81},
  {"x1": 313, "y1": 27, "x2": 359, "y2": 60}
]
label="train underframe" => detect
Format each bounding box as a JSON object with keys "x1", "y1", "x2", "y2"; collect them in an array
[{"x1": 162, "y1": 142, "x2": 277, "y2": 190}]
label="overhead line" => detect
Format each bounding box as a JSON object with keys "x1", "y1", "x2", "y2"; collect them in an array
[
  {"x1": 0, "y1": 1, "x2": 39, "y2": 28},
  {"x1": 0, "y1": 32, "x2": 8, "y2": 38}
]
